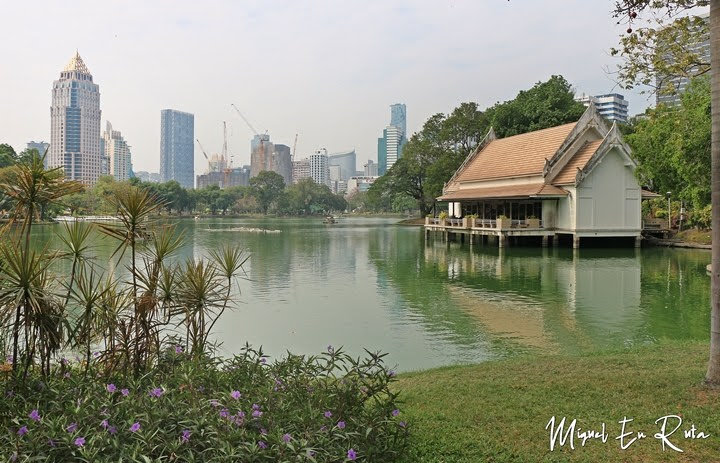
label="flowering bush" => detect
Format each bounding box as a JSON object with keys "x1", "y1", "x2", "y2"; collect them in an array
[{"x1": 0, "y1": 345, "x2": 408, "y2": 461}]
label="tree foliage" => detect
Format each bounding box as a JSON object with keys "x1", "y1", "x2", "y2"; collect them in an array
[
  {"x1": 369, "y1": 75, "x2": 585, "y2": 216},
  {"x1": 627, "y1": 77, "x2": 711, "y2": 209}
]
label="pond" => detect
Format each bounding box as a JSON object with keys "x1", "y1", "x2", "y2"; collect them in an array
[{"x1": 31, "y1": 217, "x2": 711, "y2": 372}]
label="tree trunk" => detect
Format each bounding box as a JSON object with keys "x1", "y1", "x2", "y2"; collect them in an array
[{"x1": 707, "y1": 0, "x2": 720, "y2": 385}]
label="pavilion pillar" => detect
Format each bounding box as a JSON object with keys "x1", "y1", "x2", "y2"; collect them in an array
[
  {"x1": 541, "y1": 235, "x2": 549, "y2": 248},
  {"x1": 634, "y1": 236, "x2": 642, "y2": 248},
  {"x1": 552, "y1": 234, "x2": 559, "y2": 247},
  {"x1": 572, "y1": 235, "x2": 580, "y2": 249},
  {"x1": 498, "y1": 234, "x2": 508, "y2": 248}
]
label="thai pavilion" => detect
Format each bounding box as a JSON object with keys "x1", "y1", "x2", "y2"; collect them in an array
[{"x1": 425, "y1": 103, "x2": 657, "y2": 248}]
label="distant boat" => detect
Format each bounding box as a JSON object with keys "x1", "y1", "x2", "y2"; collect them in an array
[{"x1": 323, "y1": 216, "x2": 337, "y2": 224}]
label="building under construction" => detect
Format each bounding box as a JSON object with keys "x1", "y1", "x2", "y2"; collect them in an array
[
  {"x1": 250, "y1": 134, "x2": 292, "y2": 185},
  {"x1": 196, "y1": 165, "x2": 250, "y2": 189}
]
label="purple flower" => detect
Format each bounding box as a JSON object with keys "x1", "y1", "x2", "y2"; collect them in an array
[
  {"x1": 392, "y1": 409, "x2": 400, "y2": 417},
  {"x1": 74, "y1": 437, "x2": 85, "y2": 447},
  {"x1": 63, "y1": 372, "x2": 71, "y2": 379},
  {"x1": 48, "y1": 438, "x2": 56, "y2": 447},
  {"x1": 282, "y1": 433, "x2": 291, "y2": 443},
  {"x1": 106, "y1": 383, "x2": 116, "y2": 393},
  {"x1": 10, "y1": 452, "x2": 17, "y2": 462},
  {"x1": 258, "y1": 440, "x2": 267, "y2": 449},
  {"x1": 388, "y1": 369, "x2": 396, "y2": 377},
  {"x1": 260, "y1": 357, "x2": 267, "y2": 364},
  {"x1": 121, "y1": 388, "x2": 129, "y2": 397},
  {"x1": 210, "y1": 399, "x2": 219, "y2": 407},
  {"x1": 219, "y1": 408, "x2": 230, "y2": 419},
  {"x1": 181, "y1": 429, "x2": 191, "y2": 443},
  {"x1": 175, "y1": 345, "x2": 183, "y2": 354},
  {"x1": 108, "y1": 426, "x2": 117, "y2": 435},
  {"x1": 324, "y1": 411, "x2": 333, "y2": 418},
  {"x1": 60, "y1": 357, "x2": 68, "y2": 366},
  {"x1": 252, "y1": 409, "x2": 262, "y2": 418},
  {"x1": 100, "y1": 419, "x2": 109, "y2": 429},
  {"x1": 130, "y1": 422, "x2": 141, "y2": 433},
  {"x1": 260, "y1": 428, "x2": 268, "y2": 436},
  {"x1": 149, "y1": 387, "x2": 164, "y2": 398},
  {"x1": 230, "y1": 390, "x2": 241, "y2": 400},
  {"x1": 17, "y1": 426, "x2": 28, "y2": 436},
  {"x1": 399, "y1": 421, "x2": 407, "y2": 428},
  {"x1": 320, "y1": 425, "x2": 327, "y2": 432},
  {"x1": 252, "y1": 403, "x2": 260, "y2": 410},
  {"x1": 337, "y1": 421, "x2": 346, "y2": 429},
  {"x1": 29, "y1": 409, "x2": 41, "y2": 422},
  {"x1": 347, "y1": 448, "x2": 357, "y2": 460},
  {"x1": 327, "y1": 345, "x2": 334, "y2": 353},
  {"x1": 67, "y1": 422, "x2": 78, "y2": 433}
]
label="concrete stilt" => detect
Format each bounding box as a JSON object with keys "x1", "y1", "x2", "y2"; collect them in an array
[
  {"x1": 469, "y1": 234, "x2": 474, "y2": 245},
  {"x1": 552, "y1": 234, "x2": 559, "y2": 247},
  {"x1": 542, "y1": 235, "x2": 549, "y2": 248},
  {"x1": 572, "y1": 235, "x2": 580, "y2": 249},
  {"x1": 634, "y1": 236, "x2": 642, "y2": 248},
  {"x1": 498, "y1": 234, "x2": 507, "y2": 248}
]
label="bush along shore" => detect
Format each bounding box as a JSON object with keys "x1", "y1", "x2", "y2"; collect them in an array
[
  {"x1": 1, "y1": 345, "x2": 407, "y2": 461},
  {"x1": 0, "y1": 158, "x2": 408, "y2": 461}
]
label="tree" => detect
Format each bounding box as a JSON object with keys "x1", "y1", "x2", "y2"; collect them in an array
[
  {"x1": 626, "y1": 77, "x2": 711, "y2": 209},
  {"x1": 611, "y1": 0, "x2": 720, "y2": 385},
  {"x1": 249, "y1": 171, "x2": 286, "y2": 214},
  {"x1": 373, "y1": 75, "x2": 584, "y2": 216},
  {"x1": 0, "y1": 144, "x2": 17, "y2": 168}
]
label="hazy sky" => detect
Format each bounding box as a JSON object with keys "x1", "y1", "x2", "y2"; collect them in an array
[{"x1": 0, "y1": 1, "x2": 695, "y2": 173}]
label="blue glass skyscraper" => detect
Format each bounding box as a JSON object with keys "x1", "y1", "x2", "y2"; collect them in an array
[{"x1": 160, "y1": 109, "x2": 194, "y2": 188}]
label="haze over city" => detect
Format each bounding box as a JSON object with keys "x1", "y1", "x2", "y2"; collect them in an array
[{"x1": 2, "y1": 1, "x2": 660, "y2": 173}]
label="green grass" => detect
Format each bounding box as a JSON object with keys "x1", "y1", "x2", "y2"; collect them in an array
[
  {"x1": 675, "y1": 229, "x2": 712, "y2": 246},
  {"x1": 398, "y1": 342, "x2": 720, "y2": 462}
]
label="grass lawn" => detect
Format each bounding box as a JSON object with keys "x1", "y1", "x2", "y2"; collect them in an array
[
  {"x1": 675, "y1": 229, "x2": 712, "y2": 246},
  {"x1": 398, "y1": 342, "x2": 720, "y2": 462}
]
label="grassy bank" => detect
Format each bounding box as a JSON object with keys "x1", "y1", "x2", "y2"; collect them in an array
[
  {"x1": 398, "y1": 342, "x2": 720, "y2": 462},
  {"x1": 674, "y1": 229, "x2": 712, "y2": 246}
]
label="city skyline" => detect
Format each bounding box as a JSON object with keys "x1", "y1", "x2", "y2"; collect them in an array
[{"x1": 2, "y1": 1, "x2": 702, "y2": 175}]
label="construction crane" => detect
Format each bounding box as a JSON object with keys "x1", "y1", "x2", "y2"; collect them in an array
[
  {"x1": 292, "y1": 133, "x2": 298, "y2": 162},
  {"x1": 196, "y1": 138, "x2": 211, "y2": 172}
]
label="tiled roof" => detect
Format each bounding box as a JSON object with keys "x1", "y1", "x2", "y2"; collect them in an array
[
  {"x1": 552, "y1": 140, "x2": 603, "y2": 185},
  {"x1": 454, "y1": 123, "x2": 577, "y2": 182},
  {"x1": 438, "y1": 183, "x2": 567, "y2": 201}
]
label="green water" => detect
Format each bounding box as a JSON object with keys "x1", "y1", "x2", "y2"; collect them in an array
[{"x1": 31, "y1": 217, "x2": 711, "y2": 371}]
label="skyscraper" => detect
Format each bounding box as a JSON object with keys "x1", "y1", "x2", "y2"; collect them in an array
[
  {"x1": 656, "y1": 13, "x2": 709, "y2": 106},
  {"x1": 49, "y1": 52, "x2": 102, "y2": 184},
  {"x1": 103, "y1": 121, "x2": 132, "y2": 181},
  {"x1": 160, "y1": 109, "x2": 194, "y2": 188},
  {"x1": 390, "y1": 103, "x2": 407, "y2": 137},
  {"x1": 575, "y1": 94, "x2": 629, "y2": 123},
  {"x1": 378, "y1": 104, "x2": 407, "y2": 175},
  {"x1": 328, "y1": 150, "x2": 356, "y2": 181},
  {"x1": 26, "y1": 141, "x2": 49, "y2": 167},
  {"x1": 309, "y1": 149, "x2": 330, "y2": 187}
]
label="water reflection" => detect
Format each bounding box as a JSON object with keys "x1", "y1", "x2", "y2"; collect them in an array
[{"x1": 29, "y1": 218, "x2": 710, "y2": 371}]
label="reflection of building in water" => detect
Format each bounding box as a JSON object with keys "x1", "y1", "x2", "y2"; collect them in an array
[{"x1": 423, "y1": 240, "x2": 642, "y2": 351}]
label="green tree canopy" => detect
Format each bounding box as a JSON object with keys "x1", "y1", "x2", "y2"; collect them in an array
[
  {"x1": 627, "y1": 77, "x2": 710, "y2": 209},
  {"x1": 0, "y1": 144, "x2": 17, "y2": 168},
  {"x1": 249, "y1": 171, "x2": 286, "y2": 214}
]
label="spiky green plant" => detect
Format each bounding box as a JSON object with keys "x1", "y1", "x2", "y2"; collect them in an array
[{"x1": 56, "y1": 221, "x2": 95, "y2": 306}]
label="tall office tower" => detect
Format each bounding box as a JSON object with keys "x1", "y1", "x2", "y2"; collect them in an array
[
  {"x1": 103, "y1": 121, "x2": 132, "y2": 180},
  {"x1": 292, "y1": 159, "x2": 310, "y2": 184},
  {"x1": 49, "y1": 52, "x2": 102, "y2": 184},
  {"x1": 250, "y1": 133, "x2": 272, "y2": 178},
  {"x1": 328, "y1": 149, "x2": 356, "y2": 181},
  {"x1": 160, "y1": 109, "x2": 195, "y2": 188},
  {"x1": 575, "y1": 94, "x2": 629, "y2": 123},
  {"x1": 363, "y1": 159, "x2": 378, "y2": 177},
  {"x1": 390, "y1": 103, "x2": 407, "y2": 137},
  {"x1": 272, "y1": 144, "x2": 292, "y2": 185},
  {"x1": 656, "y1": 13, "x2": 709, "y2": 106},
  {"x1": 309, "y1": 149, "x2": 330, "y2": 187},
  {"x1": 378, "y1": 103, "x2": 407, "y2": 175},
  {"x1": 26, "y1": 141, "x2": 50, "y2": 167}
]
